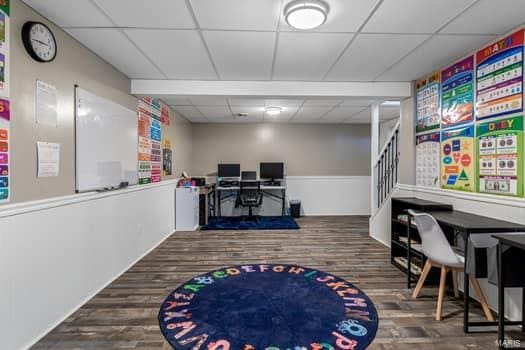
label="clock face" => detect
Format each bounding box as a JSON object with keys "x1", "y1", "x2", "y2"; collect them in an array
[{"x1": 22, "y1": 22, "x2": 57, "y2": 63}]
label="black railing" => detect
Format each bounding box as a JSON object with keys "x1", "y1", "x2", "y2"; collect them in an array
[{"x1": 375, "y1": 127, "x2": 399, "y2": 208}]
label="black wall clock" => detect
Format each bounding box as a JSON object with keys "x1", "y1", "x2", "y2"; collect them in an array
[{"x1": 22, "y1": 21, "x2": 57, "y2": 63}]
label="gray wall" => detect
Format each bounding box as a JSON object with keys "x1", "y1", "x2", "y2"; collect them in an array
[
  {"x1": 191, "y1": 123, "x2": 371, "y2": 177},
  {"x1": 9, "y1": 0, "x2": 191, "y2": 203}
]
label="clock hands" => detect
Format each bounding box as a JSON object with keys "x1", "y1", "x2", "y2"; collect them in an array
[{"x1": 32, "y1": 38, "x2": 50, "y2": 47}]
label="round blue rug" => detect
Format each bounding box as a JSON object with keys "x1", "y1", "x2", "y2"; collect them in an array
[{"x1": 159, "y1": 264, "x2": 378, "y2": 350}]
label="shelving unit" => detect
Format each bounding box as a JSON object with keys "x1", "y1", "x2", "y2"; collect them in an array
[{"x1": 391, "y1": 197, "x2": 453, "y2": 288}]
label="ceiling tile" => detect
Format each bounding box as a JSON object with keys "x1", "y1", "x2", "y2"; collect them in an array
[
  {"x1": 96, "y1": 0, "x2": 195, "y2": 28},
  {"x1": 230, "y1": 106, "x2": 264, "y2": 119},
  {"x1": 190, "y1": 0, "x2": 281, "y2": 30},
  {"x1": 229, "y1": 98, "x2": 266, "y2": 107},
  {"x1": 163, "y1": 97, "x2": 192, "y2": 106},
  {"x1": 125, "y1": 29, "x2": 217, "y2": 79},
  {"x1": 380, "y1": 106, "x2": 400, "y2": 119},
  {"x1": 190, "y1": 96, "x2": 229, "y2": 106},
  {"x1": 280, "y1": 0, "x2": 377, "y2": 32},
  {"x1": 303, "y1": 98, "x2": 342, "y2": 107},
  {"x1": 265, "y1": 99, "x2": 304, "y2": 107},
  {"x1": 340, "y1": 99, "x2": 375, "y2": 106},
  {"x1": 326, "y1": 34, "x2": 429, "y2": 81},
  {"x1": 23, "y1": 0, "x2": 112, "y2": 27},
  {"x1": 363, "y1": 0, "x2": 476, "y2": 34},
  {"x1": 376, "y1": 34, "x2": 496, "y2": 81},
  {"x1": 197, "y1": 106, "x2": 233, "y2": 119},
  {"x1": 344, "y1": 108, "x2": 371, "y2": 123},
  {"x1": 172, "y1": 106, "x2": 205, "y2": 120},
  {"x1": 203, "y1": 31, "x2": 276, "y2": 80},
  {"x1": 323, "y1": 106, "x2": 367, "y2": 121},
  {"x1": 293, "y1": 106, "x2": 333, "y2": 120},
  {"x1": 67, "y1": 28, "x2": 164, "y2": 79},
  {"x1": 440, "y1": 0, "x2": 525, "y2": 35},
  {"x1": 274, "y1": 33, "x2": 352, "y2": 81}
]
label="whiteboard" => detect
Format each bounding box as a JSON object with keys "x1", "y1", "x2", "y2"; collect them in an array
[{"x1": 75, "y1": 87, "x2": 138, "y2": 192}]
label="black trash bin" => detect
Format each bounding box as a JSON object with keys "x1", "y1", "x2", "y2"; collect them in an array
[{"x1": 290, "y1": 200, "x2": 301, "y2": 218}]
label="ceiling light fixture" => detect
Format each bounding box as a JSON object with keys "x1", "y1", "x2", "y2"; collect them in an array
[
  {"x1": 284, "y1": 0, "x2": 329, "y2": 30},
  {"x1": 265, "y1": 107, "x2": 282, "y2": 116}
]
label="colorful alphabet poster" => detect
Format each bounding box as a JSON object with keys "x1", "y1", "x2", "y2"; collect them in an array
[
  {"x1": 416, "y1": 132, "x2": 440, "y2": 188},
  {"x1": 138, "y1": 109, "x2": 152, "y2": 184},
  {"x1": 0, "y1": 98, "x2": 9, "y2": 202},
  {"x1": 441, "y1": 124, "x2": 475, "y2": 192},
  {"x1": 476, "y1": 29, "x2": 524, "y2": 120},
  {"x1": 441, "y1": 56, "x2": 474, "y2": 128},
  {"x1": 477, "y1": 116, "x2": 523, "y2": 197},
  {"x1": 416, "y1": 71, "x2": 441, "y2": 133},
  {"x1": 138, "y1": 98, "x2": 165, "y2": 184}
]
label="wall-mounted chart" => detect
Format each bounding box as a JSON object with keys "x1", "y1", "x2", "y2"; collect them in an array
[
  {"x1": 476, "y1": 29, "x2": 524, "y2": 120},
  {"x1": 441, "y1": 56, "x2": 474, "y2": 128},
  {"x1": 0, "y1": 98, "x2": 9, "y2": 202},
  {"x1": 138, "y1": 98, "x2": 163, "y2": 184},
  {"x1": 477, "y1": 115, "x2": 523, "y2": 197},
  {"x1": 416, "y1": 71, "x2": 441, "y2": 133},
  {"x1": 416, "y1": 132, "x2": 440, "y2": 188},
  {"x1": 441, "y1": 124, "x2": 475, "y2": 192}
]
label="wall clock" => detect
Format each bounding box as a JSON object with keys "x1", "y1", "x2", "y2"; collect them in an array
[{"x1": 21, "y1": 21, "x2": 57, "y2": 63}]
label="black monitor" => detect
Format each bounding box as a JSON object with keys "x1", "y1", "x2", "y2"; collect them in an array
[
  {"x1": 241, "y1": 171, "x2": 257, "y2": 180},
  {"x1": 218, "y1": 163, "x2": 240, "y2": 178},
  {"x1": 260, "y1": 162, "x2": 284, "y2": 180}
]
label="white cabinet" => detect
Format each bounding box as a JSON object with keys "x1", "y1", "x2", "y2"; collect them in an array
[{"x1": 176, "y1": 187, "x2": 199, "y2": 231}]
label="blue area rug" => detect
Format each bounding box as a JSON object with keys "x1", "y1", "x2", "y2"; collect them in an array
[
  {"x1": 159, "y1": 264, "x2": 378, "y2": 350},
  {"x1": 202, "y1": 216, "x2": 300, "y2": 230}
]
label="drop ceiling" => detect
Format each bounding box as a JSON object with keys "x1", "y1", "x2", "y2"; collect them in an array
[{"x1": 22, "y1": 0, "x2": 525, "y2": 123}]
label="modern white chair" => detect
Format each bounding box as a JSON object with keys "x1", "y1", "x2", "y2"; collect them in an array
[{"x1": 408, "y1": 210, "x2": 494, "y2": 321}]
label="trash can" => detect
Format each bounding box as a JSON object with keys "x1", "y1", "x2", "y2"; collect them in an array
[{"x1": 290, "y1": 200, "x2": 301, "y2": 218}]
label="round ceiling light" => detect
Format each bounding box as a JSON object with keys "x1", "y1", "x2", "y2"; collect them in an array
[
  {"x1": 284, "y1": 0, "x2": 329, "y2": 30},
  {"x1": 265, "y1": 107, "x2": 282, "y2": 116}
]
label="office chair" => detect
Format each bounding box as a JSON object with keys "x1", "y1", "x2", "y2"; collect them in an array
[
  {"x1": 408, "y1": 210, "x2": 494, "y2": 322},
  {"x1": 239, "y1": 181, "x2": 262, "y2": 218}
]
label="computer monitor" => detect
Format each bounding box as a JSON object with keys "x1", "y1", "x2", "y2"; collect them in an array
[
  {"x1": 260, "y1": 162, "x2": 284, "y2": 180},
  {"x1": 218, "y1": 164, "x2": 240, "y2": 178},
  {"x1": 241, "y1": 171, "x2": 257, "y2": 180}
]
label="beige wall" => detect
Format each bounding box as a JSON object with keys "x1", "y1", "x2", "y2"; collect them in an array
[
  {"x1": 398, "y1": 97, "x2": 416, "y2": 185},
  {"x1": 191, "y1": 123, "x2": 371, "y2": 177},
  {"x1": 9, "y1": 0, "x2": 191, "y2": 203}
]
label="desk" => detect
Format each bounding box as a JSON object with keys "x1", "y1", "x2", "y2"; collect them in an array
[
  {"x1": 493, "y1": 234, "x2": 525, "y2": 349},
  {"x1": 427, "y1": 211, "x2": 525, "y2": 333},
  {"x1": 216, "y1": 184, "x2": 286, "y2": 217}
]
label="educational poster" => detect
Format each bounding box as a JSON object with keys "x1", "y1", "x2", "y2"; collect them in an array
[
  {"x1": 416, "y1": 132, "x2": 440, "y2": 188},
  {"x1": 138, "y1": 98, "x2": 164, "y2": 184},
  {"x1": 441, "y1": 124, "x2": 475, "y2": 192},
  {"x1": 476, "y1": 29, "x2": 524, "y2": 120},
  {"x1": 150, "y1": 119, "x2": 162, "y2": 183},
  {"x1": 416, "y1": 71, "x2": 441, "y2": 133},
  {"x1": 0, "y1": 98, "x2": 9, "y2": 202},
  {"x1": 441, "y1": 56, "x2": 474, "y2": 128},
  {"x1": 161, "y1": 104, "x2": 171, "y2": 125},
  {"x1": 0, "y1": 1, "x2": 9, "y2": 98},
  {"x1": 477, "y1": 116, "x2": 523, "y2": 197},
  {"x1": 162, "y1": 139, "x2": 173, "y2": 176},
  {"x1": 138, "y1": 108, "x2": 151, "y2": 184}
]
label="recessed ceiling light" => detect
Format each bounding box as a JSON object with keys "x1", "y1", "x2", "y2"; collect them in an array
[
  {"x1": 381, "y1": 100, "x2": 401, "y2": 106},
  {"x1": 284, "y1": 0, "x2": 329, "y2": 30},
  {"x1": 265, "y1": 107, "x2": 282, "y2": 116}
]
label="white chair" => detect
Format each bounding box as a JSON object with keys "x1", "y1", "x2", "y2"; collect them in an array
[{"x1": 408, "y1": 210, "x2": 494, "y2": 321}]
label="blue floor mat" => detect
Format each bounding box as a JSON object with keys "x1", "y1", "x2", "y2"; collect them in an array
[{"x1": 202, "y1": 216, "x2": 300, "y2": 230}]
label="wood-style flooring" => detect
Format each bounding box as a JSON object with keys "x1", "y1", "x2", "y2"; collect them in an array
[{"x1": 33, "y1": 216, "x2": 520, "y2": 349}]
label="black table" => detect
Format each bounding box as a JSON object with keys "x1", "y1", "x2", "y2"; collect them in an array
[
  {"x1": 493, "y1": 234, "x2": 525, "y2": 349},
  {"x1": 426, "y1": 211, "x2": 525, "y2": 333}
]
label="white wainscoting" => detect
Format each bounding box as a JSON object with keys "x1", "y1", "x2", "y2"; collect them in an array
[{"x1": 0, "y1": 181, "x2": 177, "y2": 350}]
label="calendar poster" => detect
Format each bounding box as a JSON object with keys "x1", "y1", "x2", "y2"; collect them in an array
[
  {"x1": 441, "y1": 55, "x2": 474, "y2": 128},
  {"x1": 441, "y1": 124, "x2": 475, "y2": 192},
  {"x1": 477, "y1": 115, "x2": 523, "y2": 197},
  {"x1": 416, "y1": 132, "x2": 440, "y2": 188},
  {"x1": 416, "y1": 71, "x2": 441, "y2": 133},
  {"x1": 476, "y1": 29, "x2": 524, "y2": 120}
]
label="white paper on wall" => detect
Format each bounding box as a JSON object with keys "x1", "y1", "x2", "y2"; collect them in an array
[
  {"x1": 36, "y1": 80, "x2": 58, "y2": 127},
  {"x1": 37, "y1": 142, "x2": 60, "y2": 177}
]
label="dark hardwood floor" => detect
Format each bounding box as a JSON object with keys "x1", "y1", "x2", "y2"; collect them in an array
[{"x1": 33, "y1": 216, "x2": 515, "y2": 349}]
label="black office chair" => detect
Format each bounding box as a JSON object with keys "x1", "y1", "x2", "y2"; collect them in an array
[{"x1": 239, "y1": 181, "x2": 263, "y2": 218}]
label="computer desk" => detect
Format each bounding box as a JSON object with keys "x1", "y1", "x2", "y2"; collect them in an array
[{"x1": 216, "y1": 183, "x2": 286, "y2": 217}]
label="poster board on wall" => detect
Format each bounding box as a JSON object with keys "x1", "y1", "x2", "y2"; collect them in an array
[
  {"x1": 476, "y1": 29, "x2": 524, "y2": 120},
  {"x1": 441, "y1": 56, "x2": 474, "y2": 128},
  {"x1": 477, "y1": 115, "x2": 523, "y2": 197},
  {"x1": 0, "y1": 98, "x2": 9, "y2": 202},
  {"x1": 416, "y1": 71, "x2": 441, "y2": 133},
  {"x1": 416, "y1": 132, "x2": 440, "y2": 188},
  {"x1": 441, "y1": 124, "x2": 475, "y2": 192}
]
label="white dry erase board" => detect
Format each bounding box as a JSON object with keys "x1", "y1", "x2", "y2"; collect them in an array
[{"x1": 75, "y1": 86, "x2": 138, "y2": 192}]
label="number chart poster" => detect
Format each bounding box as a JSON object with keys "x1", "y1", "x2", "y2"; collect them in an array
[
  {"x1": 416, "y1": 71, "x2": 441, "y2": 133},
  {"x1": 138, "y1": 98, "x2": 163, "y2": 184},
  {"x1": 441, "y1": 56, "x2": 474, "y2": 128},
  {"x1": 441, "y1": 124, "x2": 475, "y2": 192},
  {"x1": 476, "y1": 29, "x2": 524, "y2": 120},
  {"x1": 416, "y1": 132, "x2": 440, "y2": 188},
  {"x1": 0, "y1": 98, "x2": 9, "y2": 202},
  {"x1": 477, "y1": 116, "x2": 523, "y2": 197}
]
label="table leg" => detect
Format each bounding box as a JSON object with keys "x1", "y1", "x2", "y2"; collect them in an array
[
  {"x1": 282, "y1": 188, "x2": 286, "y2": 216},
  {"x1": 464, "y1": 235, "x2": 470, "y2": 333},
  {"x1": 498, "y1": 244, "x2": 505, "y2": 349}
]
